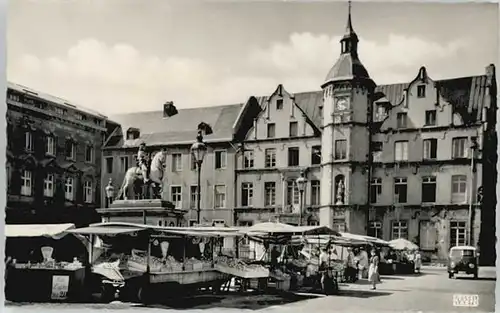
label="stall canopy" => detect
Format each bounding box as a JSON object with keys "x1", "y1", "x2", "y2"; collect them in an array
[
  {"x1": 339, "y1": 232, "x2": 389, "y2": 246},
  {"x1": 6, "y1": 223, "x2": 75, "y2": 239},
  {"x1": 67, "y1": 225, "x2": 147, "y2": 236},
  {"x1": 389, "y1": 238, "x2": 419, "y2": 251}
]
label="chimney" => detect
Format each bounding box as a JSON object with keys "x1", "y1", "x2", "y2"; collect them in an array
[{"x1": 163, "y1": 101, "x2": 178, "y2": 118}]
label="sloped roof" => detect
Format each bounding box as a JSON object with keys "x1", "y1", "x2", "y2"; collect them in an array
[
  {"x1": 106, "y1": 103, "x2": 243, "y2": 148},
  {"x1": 7, "y1": 81, "x2": 107, "y2": 119},
  {"x1": 104, "y1": 72, "x2": 490, "y2": 149},
  {"x1": 437, "y1": 75, "x2": 488, "y2": 125},
  {"x1": 324, "y1": 53, "x2": 371, "y2": 86}
]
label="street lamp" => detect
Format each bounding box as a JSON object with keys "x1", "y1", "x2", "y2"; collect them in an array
[
  {"x1": 190, "y1": 131, "x2": 207, "y2": 225},
  {"x1": 105, "y1": 178, "x2": 114, "y2": 208},
  {"x1": 296, "y1": 171, "x2": 307, "y2": 226}
]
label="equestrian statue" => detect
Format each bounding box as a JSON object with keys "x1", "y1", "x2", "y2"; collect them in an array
[{"x1": 116, "y1": 143, "x2": 167, "y2": 200}]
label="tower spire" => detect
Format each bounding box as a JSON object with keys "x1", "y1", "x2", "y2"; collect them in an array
[
  {"x1": 340, "y1": 0, "x2": 358, "y2": 55},
  {"x1": 345, "y1": 0, "x2": 354, "y2": 35}
]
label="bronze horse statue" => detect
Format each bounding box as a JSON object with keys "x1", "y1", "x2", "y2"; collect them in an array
[{"x1": 116, "y1": 150, "x2": 167, "y2": 200}]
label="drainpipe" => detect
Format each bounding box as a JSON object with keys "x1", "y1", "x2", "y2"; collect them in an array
[{"x1": 468, "y1": 137, "x2": 478, "y2": 246}]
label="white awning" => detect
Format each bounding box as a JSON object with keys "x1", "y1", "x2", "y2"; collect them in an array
[{"x1": 6, "y1": 223, "x2": 75, "y2": 239}]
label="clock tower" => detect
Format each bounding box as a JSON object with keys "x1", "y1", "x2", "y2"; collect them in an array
[{"x1": 319, "y1": 1, "x2": 376, "y2": 234}]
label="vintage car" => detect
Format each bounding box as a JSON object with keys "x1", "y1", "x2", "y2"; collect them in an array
[{"x1": 447, "y1": 246, "x2": 479, "y2": 279}]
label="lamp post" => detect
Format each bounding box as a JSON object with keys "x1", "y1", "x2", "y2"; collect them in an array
[
  {"x1": 468, "y1": 137, "x2": 479, "y2": 246},
  {"x1": 190, "y1": 131, "x2": 207, "y2": 225},
  {"x1": 105, "y1": 178, "x2": 114, "y2": 208},
  {"x1": 296, "y1": 171, "x2": 307, "y2": 226}
]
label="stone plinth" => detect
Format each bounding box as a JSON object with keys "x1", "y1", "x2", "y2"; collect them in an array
[
  {"x1": 97, "y1": 199, "x2": 187, "y2": 226},
  {"x1": 110, "y1": 199, "x2": 175, "y2": 209}
]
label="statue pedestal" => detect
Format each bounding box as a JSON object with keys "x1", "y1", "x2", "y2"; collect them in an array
[{"x1": 97, "y1": 199, "x2": 186, "y2": 227}]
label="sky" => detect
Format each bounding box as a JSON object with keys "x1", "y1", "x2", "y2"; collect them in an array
[{"x1": 7, "y1": 0, "x2": 498, "y2": 116}]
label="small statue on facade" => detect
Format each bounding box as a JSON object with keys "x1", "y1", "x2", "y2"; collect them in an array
[
  {"x1": 116, "y1": 143, "x2": 167, "y2": 200},
  {"x1": 335, "y1": 179, "x2": 345, "y2": 205}
]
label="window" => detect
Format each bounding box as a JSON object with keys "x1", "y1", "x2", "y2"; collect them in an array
[
  {"x1": 171, "y1": 186, "x2": 182, "y2": 209},
  {"x1": 276, "y1": 99, "x2": 283, "y2": 110},
  {"x1": 65, "y1": 141, "x2": 75, "y2": 160},
  {"x1": 45, "y1": 136, "x2": 55, "y2": 155},
  {"x1": 120, "y1": 156, "x2": 128, "y2": 172},
  {"x1": 334, "y1": 140, "x2": 347, "y2": 160},
  {"x1": 267, "y1": 123, "x2": 276, "y2": 138},
  {"x1": 190, "y1": 155, "x2": 197, "y2": 171},
  {"x1": 391, "y1": 221, "x2": 408, "y2": 239},
  {"x1": 85, "y1": 145, "x2": 94, "y2": 163},
  {"x1": 452, "y1": 137, "x2": 467, "y2": 158},
  {"x1": 425, "y1": 110, "x2": 436, "y2": 126},
  {"x1": 264, "y1": 182, "x2": 276, "y2": 206},
  {"x1": 172, "y1": 153, "x2": 182, "y2": 172},
  {"x1": 311, "y1": 180, "x2": 320, "y2": 205},
  {"x1": 20, "y1": 170, "x2": 32, "y2": 196},
  {"x1": 289, "y1": 121, "x2": 298, "y2": 137},
  {"x1": 25, "y1": 132, "x2": 33, "y2": 152},
  {"x1": 105, "y1": 157, "x2": 113, "y2": 174},
  {"x1": 450, "y1": 221, "x2": 467, "y2": 247},
  {"x1": 394, "y1": 141, "x2": 408, "y2": 161},
  {"x1": 423, "y1": 139, "x2": 437, "y2": 160},
  {"x1": 394, "y1": 177, "x2": 408, "y2": 204},
  {"x1": 368, "y1": 221, "x2": 382, "y2": 239},
  {"x1": 311, "y1": 146, "x2": 321, "y2": 165},
  {"x1": 241, "y1": 182, "x2": 253, "y2": 206},
  {"x1": 244, "y1": 150, "x2": 254, "y2": 169},
  {"x1": 214, "y1": 185, "x2": 226, "y2": 208},
  {"x1": 265, "y1": 149, "x2": 276, "y2": 168},
  {"x1": 43, "y1": 174, "x2": 54, "y2": 197},
  {"x1": 288, "y1": 147, "x2": 299, "y2": 167},
  {"x1": 451, "y1": 175, "x2": 467, "y2": 204},
  {"x1": 190, "y1": 185, "x2": 198, "y2": 209},
  {"x1": 84, "y1": 181, "x2": 93, "y2": 203},
  {"x1": 65, "y1": 177, "x2": 74, "y2": 201},
  {"x1": 370, "y1": 178, "x2": 382, "y2": 203},
  {"x1": 215, "y1": 150, "x2": 227, "y2": 169},
  {"x1": 333, "y1": 219, "x2": 346, "y2": 232},
  {"x1": 421, "y1": 176, "x2": 437, "y2": 203},
  {"x1": 397, "y1": 112, "x2": 408, "y2": 128},
  {"x1": 286, "y1": 180, "x2": 299, "y2": 205},
  {"x1": 417, "y1": 85, "x2": 426, "y2": 98}
]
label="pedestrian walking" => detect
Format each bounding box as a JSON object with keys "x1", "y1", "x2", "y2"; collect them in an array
[
  {"x1": 414, "y1": 250, "x2": 422, "y2": 274},
  {"x1": 368, "y1": 248, "x2": 380, "y2": 290}
]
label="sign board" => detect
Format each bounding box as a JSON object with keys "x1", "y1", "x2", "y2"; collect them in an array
[{"x1": 51, "y1": 275, "x2": 70, "y2": 300}]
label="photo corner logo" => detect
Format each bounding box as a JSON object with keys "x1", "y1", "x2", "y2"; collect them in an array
[{"x1": 453, "y1": 294, "x2": 479, "y2": 307}]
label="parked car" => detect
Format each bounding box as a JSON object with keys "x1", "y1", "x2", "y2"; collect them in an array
[{"x1": 447, "y1": 246, "x2": 478, "y2": 279}]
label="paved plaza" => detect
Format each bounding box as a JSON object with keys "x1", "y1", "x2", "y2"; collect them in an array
[{"x1": 5, "y1": 266, "x2": 496, "y2": 313}]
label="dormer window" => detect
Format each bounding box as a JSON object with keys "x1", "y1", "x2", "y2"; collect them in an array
[
  {"x1": 126, "y1": 128, "x2": 140, "y2": 140},
  {"x1": 276, "y1": 99, "x2": 283, "y2": 110},
  {"x1": 417, "y1": 85, "x2": 426, "y2": 98}
]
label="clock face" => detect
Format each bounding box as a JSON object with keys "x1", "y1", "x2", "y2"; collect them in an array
[{"x1": 335, "y1": 96, "x2": 349, "y2": 111}]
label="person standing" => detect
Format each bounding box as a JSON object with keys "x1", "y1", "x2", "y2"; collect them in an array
[
  {"x1": 414, "y1": 250, "x2": 422, "y2": 274},
  {"x1": 368, "y1": 248, "x2": 380, "y2": 290}
]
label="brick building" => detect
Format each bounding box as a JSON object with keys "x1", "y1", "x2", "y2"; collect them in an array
[
  {"x1": 100, "y1": 5, "x2": 496, "y2": 264},
  {"x1": 6, "y1": 82, "x2": 117, "y2": 226}
]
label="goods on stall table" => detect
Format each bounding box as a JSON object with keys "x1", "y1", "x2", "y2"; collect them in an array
[
  {"x1": 214, "y1": 256, "x2": 269, "y2": 278},
  {"x1": 290, "y1": 259, "x2": 308, "y2": 268},
  {"x1": 271, "y1": 269, "x2": 291, "y2": 281}
]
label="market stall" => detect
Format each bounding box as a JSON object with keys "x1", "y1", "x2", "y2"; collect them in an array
[
  {"x1": 241, "y1": 223, "x2": 341, "y2": 294},
  {"x1": 5, "y1": 223, "x2": 87, "y2": 303},
  {"x1": 69, "y1": 222, "x2": 244, "y2": 303},
  {"x1": 386, "y1": 238, "x2": 420, "y2": 274}
]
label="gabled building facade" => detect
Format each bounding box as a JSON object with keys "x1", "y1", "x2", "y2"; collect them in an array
[
  {"x1": 103, "y1": 3, "x2": 496, "y2": 263},
  {"x1": 6, "y1": 82, "x2": 116, "y2": 227}
]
